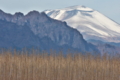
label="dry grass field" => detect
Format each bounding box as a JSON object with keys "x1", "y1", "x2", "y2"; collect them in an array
[{"x1": 0, "y1": 50, "x2": 119, "y2": 80}]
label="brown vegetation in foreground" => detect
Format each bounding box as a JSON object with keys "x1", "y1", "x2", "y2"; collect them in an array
[{"x1": 0, "y1": 51, "x2": 120, "y2": 80}]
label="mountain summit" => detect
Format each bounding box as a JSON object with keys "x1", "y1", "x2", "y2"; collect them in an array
[
  {"x1": 45, "y1": 5, "x2": 120, "y2": 42},
  {"x1": 61, "y1": 5, "x2": 93, "y2": 11}
]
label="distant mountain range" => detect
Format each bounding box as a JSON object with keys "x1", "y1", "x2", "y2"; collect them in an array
[
  {"x1": 0, "y1": 9, "x2": 99, "y2": 54},
  {"x1": 45, "y1": 5, "x2": 120, "y2": 43},
  {"x1": 0, "y1": 5, "x2": 120, "y2": 55}
]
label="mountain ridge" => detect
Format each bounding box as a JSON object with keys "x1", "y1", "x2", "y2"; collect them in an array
[{"x1": 0, "y1": 9, "x2": 99, "y2": 54}]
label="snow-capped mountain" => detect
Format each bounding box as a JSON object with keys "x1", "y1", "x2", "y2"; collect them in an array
[{"x1": 45, "y1": 5, "x2": 120, "y2": 42}]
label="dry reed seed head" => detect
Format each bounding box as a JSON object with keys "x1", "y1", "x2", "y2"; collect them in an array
[{"x1": 0, "y1": 50, "x2": 119, "y2": 80}]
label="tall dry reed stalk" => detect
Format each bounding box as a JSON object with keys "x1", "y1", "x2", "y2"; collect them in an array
[{"x1": 0, "y1": 50, "x2": 119, "y2": 80}]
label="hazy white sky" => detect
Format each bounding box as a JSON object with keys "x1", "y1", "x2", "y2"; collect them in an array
[{"x1": 0, "y1": 0, "x2": 120, "y2": 24}]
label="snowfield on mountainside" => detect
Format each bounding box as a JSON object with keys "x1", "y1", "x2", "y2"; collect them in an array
[{"x1": 45, "y1": 5, "x2": 120, "y2": 42}]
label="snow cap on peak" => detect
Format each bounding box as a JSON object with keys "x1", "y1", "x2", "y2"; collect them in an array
[
  {"x1": 63, "y1": 5, "x2": 93, "y2": 11},
  {"x1": 66, "y1": 5, "x2": 86, "y2": 8}
]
